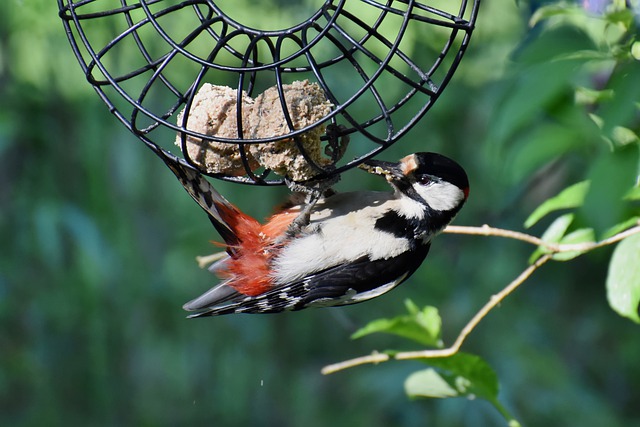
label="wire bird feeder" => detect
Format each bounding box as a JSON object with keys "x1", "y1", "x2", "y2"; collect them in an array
[{"x1": 58, "y1": 0, "x2": 480, "y2": 185}]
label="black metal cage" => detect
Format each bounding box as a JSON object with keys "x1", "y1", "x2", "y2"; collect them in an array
[{"x1": 58, "y1": 0, "x2": 480, "y2": 185}]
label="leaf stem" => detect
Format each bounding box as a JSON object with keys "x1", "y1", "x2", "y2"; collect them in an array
[{"x1": 489, "y1": 397, "x2": 522, "y2": 427}]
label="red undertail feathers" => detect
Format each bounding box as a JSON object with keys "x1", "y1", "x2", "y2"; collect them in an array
[{"x1": 214, "y1": 206, "x2": 298, "y2": 296}]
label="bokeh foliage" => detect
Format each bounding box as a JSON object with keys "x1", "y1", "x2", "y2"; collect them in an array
[{"x1": 1, "y1": 0, "x2": 639, "y2": 426}]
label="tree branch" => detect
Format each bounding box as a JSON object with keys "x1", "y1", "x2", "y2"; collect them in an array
[
  {"x1": 321, "y1": 222, "x2": 640, "y2": 375},
  {"x1": 443, "y1": 223, "x2": 640, "y2": 252}
]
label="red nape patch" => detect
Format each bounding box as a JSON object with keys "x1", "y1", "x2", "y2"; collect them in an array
[{"x1": 463, "y1": 186, "x2": 470, "y2": 199}]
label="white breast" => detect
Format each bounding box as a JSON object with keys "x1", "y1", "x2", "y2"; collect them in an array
[{"x1": 271, "y1": 191, "x2": 414, "y2": 284}]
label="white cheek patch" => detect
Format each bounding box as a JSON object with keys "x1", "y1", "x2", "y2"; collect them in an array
[{"x1": 415, "y1": 181, "x2": 465, "y2": 211}]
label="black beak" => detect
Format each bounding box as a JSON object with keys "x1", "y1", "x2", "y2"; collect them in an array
[{"x1": 359, "y1": 158, "x2": 406, "y2": 184}]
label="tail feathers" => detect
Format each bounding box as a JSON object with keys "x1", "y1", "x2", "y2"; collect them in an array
[
  {"x1": 183, "y1": 281, "x2": 240, "y2": 312},
  {"x1": 164, "y1": 157, "x2": 241, "y2": 246}
]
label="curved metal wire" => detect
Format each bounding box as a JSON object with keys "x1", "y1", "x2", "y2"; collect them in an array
[{"x1": 58, "y1": 0, "x2": 480, "y2": 185}]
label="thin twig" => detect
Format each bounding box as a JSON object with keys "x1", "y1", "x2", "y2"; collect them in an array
[
  {"x1": 320, "y1": 352, "x2": 391, "y2": 374},
  {"x1": 395, "y1": 254, "x2": 551, "y2": 361},
  {"x1": 322, "y1": 254, "x2": 551, "y2": 374},
  {"x1": 196, "y1": 251, "x2": 227, "y2": 269},
  {"x1": 321, "y1": 223, "x2": 640, "y2": 375},
  {"x1": 443, "y1": 225, "x2": 547, "y2": 247},
  {"x1": 444, "y1": 223, "x2": 640, "y2": 253}
]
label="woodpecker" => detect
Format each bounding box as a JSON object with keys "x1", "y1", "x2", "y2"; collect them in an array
[{"x1": 165, "y1": 152, "x2": 469, "y2": 317}]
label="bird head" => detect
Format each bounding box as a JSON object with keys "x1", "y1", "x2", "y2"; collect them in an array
[{"x1": 360, "y1": 152, "x2": 469, "y2": 215}]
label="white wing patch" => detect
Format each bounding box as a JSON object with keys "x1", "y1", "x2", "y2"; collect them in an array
[{"x1": 348, "y1": 272, "x2": 408, "y2": 303}]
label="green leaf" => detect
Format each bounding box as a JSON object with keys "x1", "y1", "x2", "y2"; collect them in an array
[
  {"x1": 405, "y1": 368, "x2": 458, "y2": 398},
  {"x1": 414, "y1": 353, "x2": 499, "y2": 400},
  {"x1": 405, "y1": 353, "x2": 521, "y2": 426},
  {"x1": 488, "y1": 59, "x2": 584, "y2": 148},
  {"x1": 588, "y1": 113, "x2": 604, "y2": 129},
  {"x1": 525, "y1": 181, "x2": 590, "y2": 228},
  {"x1": 506, "y1": 123, "x2": 591, "y2": 184},
  {"x1": 580, "y1": 144, "x2": 639, "y2": 237},
  {"x1": 611, "y1": 126, "x2": 639, "y2": 146},
  {"x1": 529, "y1": 4, "x2": 584, "y2": 28},
  {"x1": 529, "y1": 3, "x2": 624, "y2": 49},
  {"x1": 554, "y1": 50, "x2": 613, "y2": 61},
  {"x1": 552, "y1": 227, "x2": 596, "y2": 261},
  {"x1": 624, "y1": 187, "x2": 640, "y2": 201},
  {"x1": 575, "y1": 87, "x2": 614, "y2": 105},
  {"x1": 542, "y1": 213, "x2": 575, "y2": 241},
  {"x1": 606, "y1": 234, "x2": 640, "y2": 323},
  {"x1": 351, "y1": 300, "x2": 443, "y2": 347},
  {"x1": 603, "y1": 217, "x2": 640, "y2": 239},
  {"x1": 604, "y1": 8, "x2": 635, "y2": 30},
  {"x1": 632, "y1": 41, "x2": 640, "y2": 60},
  {"x1": 529, "y1": 213, "x2": 574, "y2": 263},
  {"x1": 599, "y1": 62, "x2": 640, "y2": 137}
]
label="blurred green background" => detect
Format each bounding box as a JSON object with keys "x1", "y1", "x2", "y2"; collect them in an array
[{"x1": 1, "y1": 0, "x2": 639, "y2": 426}]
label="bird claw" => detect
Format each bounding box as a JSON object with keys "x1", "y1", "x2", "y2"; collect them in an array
[{"x1": 282, "y1": 175, "x2": 338, "y2": 241}]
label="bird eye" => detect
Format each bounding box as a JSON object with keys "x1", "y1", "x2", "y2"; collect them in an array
[{"x1": 418, "y1": 174, "x2": 432, "y2": 185}]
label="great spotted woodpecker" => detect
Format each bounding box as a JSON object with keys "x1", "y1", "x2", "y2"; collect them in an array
[{"x1": 166, "y1": 152, "x2": 469, "y2": 317}]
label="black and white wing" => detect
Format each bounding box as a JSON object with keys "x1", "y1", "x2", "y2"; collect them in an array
[{"x1": 183, "y1": 244, "x2": 430, "y2": 317}]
